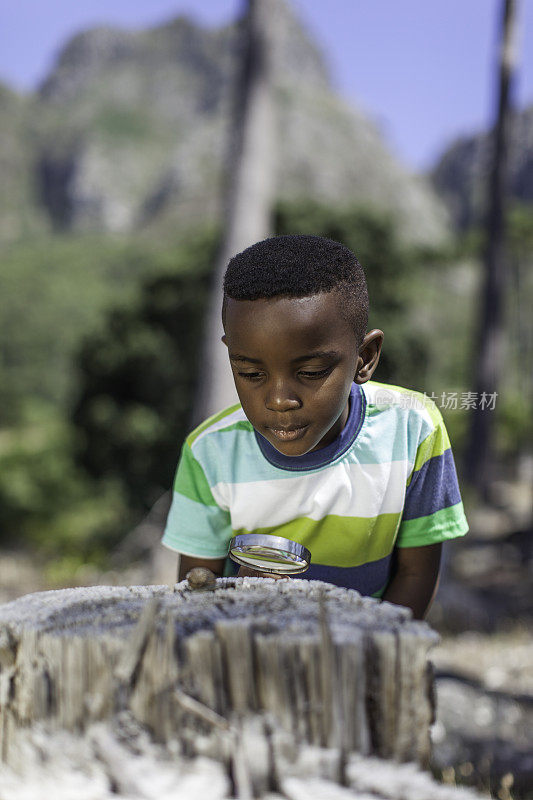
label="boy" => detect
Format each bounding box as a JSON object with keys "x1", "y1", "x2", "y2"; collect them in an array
[{"x1": 162, "y1": 235, "x2": 468, "y2": 619}]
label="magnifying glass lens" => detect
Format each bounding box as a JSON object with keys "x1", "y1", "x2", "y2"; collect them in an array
[{"x1": 228, "y1": 535, "x2": 311, "y2": 575}]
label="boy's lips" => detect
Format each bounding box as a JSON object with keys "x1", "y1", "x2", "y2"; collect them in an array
[{"x1": 266, "y1": 424, "x2": 309, "y2": 442}]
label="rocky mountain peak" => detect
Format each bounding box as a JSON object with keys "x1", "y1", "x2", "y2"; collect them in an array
[{"x1": 2, "y1": 1, "x2": 449, "y2": 245}]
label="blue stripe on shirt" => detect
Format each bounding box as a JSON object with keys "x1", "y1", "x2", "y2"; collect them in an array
[
  {"x1": 402, "y1": 448, "x2": 461, "y2": 520},
  {"x1": 291, "y1": 553, "x2": 392, "y2": 595}
]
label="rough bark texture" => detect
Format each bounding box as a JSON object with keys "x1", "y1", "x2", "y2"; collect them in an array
[{"x1": 0, "y1": 578, "x2": 482, "y2": 798}]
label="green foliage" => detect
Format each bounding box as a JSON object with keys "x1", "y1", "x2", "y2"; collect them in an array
[
  {"x1": 454, "y1": 202, "x2": 533, "y2": 262},
  {"x1": 71, "y1": 241, "x2": 215, "y2": 512},
  {"x1": 0, "y1": 407, "x2": 129, "y2": 557},
  {"x1": 495, "y1": 391, "x2": 533, "y2": 457},
  {"x1": 94, "y1": 106, "x2": 155, "y2": 140},
  {"x1": 508, "y1": 203, "x2": 533, "y2": 258},
  {"x1": 0, "y1": 226, "x2": 217, "y2": 553},
  {"x1": 0, "y1": 230, "x2": 215, "y2": 426},
  {"x1": 433, "y1": 202, "x2": 533, "y2": 460}
]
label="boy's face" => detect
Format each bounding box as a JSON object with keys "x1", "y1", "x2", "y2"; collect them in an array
[{"x1": 223, "y1": 293, "x2": 382, "y2": 457}]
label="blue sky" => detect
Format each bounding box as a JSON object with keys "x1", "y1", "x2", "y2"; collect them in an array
[{"x1": 1, "y1": 0, "x2": 532, "y2": 171}]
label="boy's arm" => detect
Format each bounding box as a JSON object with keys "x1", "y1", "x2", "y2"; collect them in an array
[
  {"x1": 165, "y1": 440, "x2": 233, "y2": 583},
  {"x1": 381, "y1": 542, "x2": 442, "y2": 620},
  {"x1": 177, "y1": 555, "x2": 226, "y2": 582},
  {"x1": 388, "y1": 398, "x2": 468, "y2": 619}
]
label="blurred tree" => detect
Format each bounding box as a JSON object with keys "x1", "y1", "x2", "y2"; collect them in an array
[
  {"x1": 495, "y1": 203, "x2": 533, "y2": 458},
  {"x1": 0, "y1": 410, "x2": 127, "y2": 561},
  {"x1": 464, "y1": 0, "x2": 520, "y2": 495},
  {"x1": 0, "y1": 233, "x2": 202, "y2": 427},
  {"x1": 0, "y1": 231, "x2": 217, "y2": 560},
  {"x1": 72, "y1": 268, "x2": 210, "y2": 513},
  {"x1": 196, "y1": 0, "x2": 278, "y2": 421}
]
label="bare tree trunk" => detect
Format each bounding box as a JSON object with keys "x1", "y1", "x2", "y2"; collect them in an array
[
  {"x1": 195, "y1": 0, "x2": 278, "y2": 423},
  {"x1": 0, "y1": 581, "x2": 487, "y2": 798},
  {"x1": 464, "y1": 0, "x2": 519, "y2": 497},
  {"x1": 0, "y1": 580, "x2": 438, "y2": 770},
  {"x1": 121, "y1": 1, "x2": 279, "y2": 577}
]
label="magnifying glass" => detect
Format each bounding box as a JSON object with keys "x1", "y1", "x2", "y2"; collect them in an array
[{"x1": 228, "y1": 534, "x2": 311, "y2": 575}]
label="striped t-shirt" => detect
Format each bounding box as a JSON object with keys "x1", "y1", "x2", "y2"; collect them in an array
[{"x1": 162, "y1": 380, "x2": 468, "y2": 596}]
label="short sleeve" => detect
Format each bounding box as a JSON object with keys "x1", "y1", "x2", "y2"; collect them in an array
[
  {"x1": 161, "y1": 441, "x2": 233, "y2": 558},
  {"x1": 396, "y1": 404, "x2": 469, "y2": 548}
]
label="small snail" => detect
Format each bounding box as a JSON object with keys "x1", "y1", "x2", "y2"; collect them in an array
[{"x1": 186, "y1": 567, "x2": 217, "y2": 591}]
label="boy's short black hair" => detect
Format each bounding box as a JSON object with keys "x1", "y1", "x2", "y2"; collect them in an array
[{"x1": 222, "y1": 234, "x2": 369, "y2": 346}]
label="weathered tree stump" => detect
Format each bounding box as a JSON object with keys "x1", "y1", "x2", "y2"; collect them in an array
[{"x1": 0, "y1": 578, "x2": 482, "y2": 798}]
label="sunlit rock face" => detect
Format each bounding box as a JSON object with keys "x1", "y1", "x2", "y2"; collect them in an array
[{"x1": 2, "y1": 1, "x2": 449, "y2": 245}]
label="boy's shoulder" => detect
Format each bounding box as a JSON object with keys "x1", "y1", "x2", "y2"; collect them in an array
[
  {"x1": 363, "y1": 381, "x2": 450, "y2": 465},
  {"x1": 185, "y1": 402, "x2": 251, "y2": 450},
  {"x1": 363, "y1": 380, "x2": 443, "y2": 425}
]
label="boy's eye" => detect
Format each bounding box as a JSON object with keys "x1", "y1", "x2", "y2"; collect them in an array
[
  {"x1": 237, "y1": 367, "x2": 332, "y2": 380},
  {"x1": 238, "y1": 371, "x2": 263, "y2": 380},
  {"x1": 299, "y1": 367, "x2": 331, "y2": 379}
]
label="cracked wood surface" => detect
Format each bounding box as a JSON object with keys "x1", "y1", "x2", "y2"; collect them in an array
[{"x1": 0, "y1": 576, "x2": 475, "y2": 799}]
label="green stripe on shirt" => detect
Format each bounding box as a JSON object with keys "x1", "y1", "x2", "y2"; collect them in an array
[
  {"x1": 174, "y1": 443, "x2": 218, "y2": 506},
  {"x1": 186, "y1": 403, "x2": 242, "y2": 446},
  {"x1": 232, "y1": 511, "x2": 402, "y2": 567},
  {"x1": 396, "y1": 501, "x2": 468, "y2": 547}
]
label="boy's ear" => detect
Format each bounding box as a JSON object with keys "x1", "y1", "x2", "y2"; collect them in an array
[
  {"x1": 355, "y1": 329, "x2": 384, "y2": 384},
  {"x1": 221, "y1": 334, "x2": 227, "y2": 347}
]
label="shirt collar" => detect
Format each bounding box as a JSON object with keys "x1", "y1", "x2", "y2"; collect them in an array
[{"x1": 254, "y1": 382, "x2": 365, "y2": 471}]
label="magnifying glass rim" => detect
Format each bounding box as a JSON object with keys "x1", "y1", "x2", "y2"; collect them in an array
[{"x1": 228, "y1": 533, "x2": 311, "y2": 574}]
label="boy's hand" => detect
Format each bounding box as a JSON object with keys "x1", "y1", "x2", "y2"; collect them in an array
[{"x1": 237, "y1": 565, "x2": 288, "y2": 580}]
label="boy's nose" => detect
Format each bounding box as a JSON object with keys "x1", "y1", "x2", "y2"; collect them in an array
[{"x1": 265, "y1": 380, "x2": 302, "y2": 412}]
